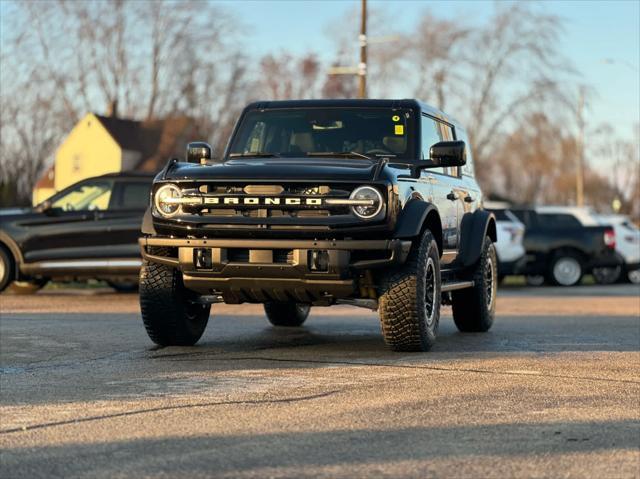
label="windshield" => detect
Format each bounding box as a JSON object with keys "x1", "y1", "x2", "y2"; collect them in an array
[
  {"x1": 50, "y1": 181, "x2": 112, "y2": 211},
  {"x1": 228, "y1": 108, "x2": 415, "y2": 160}
]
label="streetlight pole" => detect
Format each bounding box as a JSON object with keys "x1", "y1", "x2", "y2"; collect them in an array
[
  {"x1": 576, "y1": 86, "x2": 585, "y2": 207},
  {"x1": 358, "y1": 0, "x2": 367, "y2": 99}
]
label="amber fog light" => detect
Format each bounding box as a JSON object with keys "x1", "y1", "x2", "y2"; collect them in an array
[
  {"x1": 350, "y1": 186, "x2": 383, "y2": 219},
  {"x1": 154, "y1": 184, "x2": 182, "y2": 217}
]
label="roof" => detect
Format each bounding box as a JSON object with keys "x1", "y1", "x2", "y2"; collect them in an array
[
  {"x1": 93, "y1": 114, "x2": 199, "y2": 173},
  {"x1": 244, "y1": 99, "x2": 461, "y2": 127}
]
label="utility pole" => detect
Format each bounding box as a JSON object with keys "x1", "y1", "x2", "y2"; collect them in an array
[
  {"x1": 358, "y1": 0, "x2": 367, "y2": 99},
  {"x1": 328, "y1": 0, "x2": 396, "y2": 97},
  {"x1": 576, "y1": 86, "x2": 585, "y2": 207}
]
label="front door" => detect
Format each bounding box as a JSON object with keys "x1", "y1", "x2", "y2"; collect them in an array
[
  {"x1": 21, "y1": 178, "x2": 116, "y2": 263},
  {"x1": 93, "y1": 179, "x2": 151, "y2": 259},
  {"x1": 420, "y1": 115, "x2": 459, "y2": 253}
]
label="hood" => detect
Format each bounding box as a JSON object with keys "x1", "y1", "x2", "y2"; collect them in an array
[
  {"x1": 0, "y1": 207, "x2": 31, "y2": 216},
  {"x1": 163, "y1": 158, "x2": 381, "y2": 183},
  {"x1": 0, "y1": 209, "x2": 42, "y2": 229},
  {"x1": 0, "y1": 207, "x2": 36, "y2": 224}
]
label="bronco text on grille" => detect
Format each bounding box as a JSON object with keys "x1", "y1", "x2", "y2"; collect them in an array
[{"x1": 138, "y1": 99, "x2": 498, "y2": 352}]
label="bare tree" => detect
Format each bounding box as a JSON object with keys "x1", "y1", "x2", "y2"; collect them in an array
[
  {"x1": 590, "y1": 123, "x2": 640, "y2": 216},
  {"x1": 0, "y1": 0, "x2": 248, "y2": 205},
  {"x1": 406, "y1": 14, "x2": 470, "y2": 111},
  {"x1": 255, "y1": 52, "x2": 322, "y2": 100},
  {"x1": 455, "y1": 3, "x2": 571, "y2": 186}
]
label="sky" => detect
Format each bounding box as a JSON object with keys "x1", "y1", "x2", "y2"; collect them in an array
[{"x1": 216, "y1": 0, "x2": 640, "y2": 141}]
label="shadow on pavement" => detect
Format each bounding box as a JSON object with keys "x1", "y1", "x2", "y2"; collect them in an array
[{"x1": 2, "y1": 420, "x2": 638, "y2": 477}]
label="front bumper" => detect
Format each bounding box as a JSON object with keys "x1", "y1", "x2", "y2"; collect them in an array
[{"x1": 140, "y1": 237, "x2": 411, "y2": 303}]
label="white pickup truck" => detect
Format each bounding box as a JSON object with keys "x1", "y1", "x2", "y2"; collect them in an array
[{"x1": 593, "y1": 214, "x2": 640, "y2": 284}]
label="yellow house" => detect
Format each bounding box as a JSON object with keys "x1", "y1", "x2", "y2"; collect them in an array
[
  {"x1": 33, "y1": 112, "x2": 197, "y2": 204},
  {"x1": 32, "y1": 166, "x2": 56, "y2": 205}
]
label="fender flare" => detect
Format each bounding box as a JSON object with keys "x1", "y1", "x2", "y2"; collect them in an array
[
  {"x1": 141, "y1": 208, "x2": 156, "y2": 236},
  {"x1": 457, "y1": 209, "x2": 497, "y2": 267},
  {"x1": 394, "y1": 200, "x2": 439, "y2": 239}
]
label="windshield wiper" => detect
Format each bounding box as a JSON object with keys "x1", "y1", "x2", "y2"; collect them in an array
[
  {"x1": 305, "y1": 151, "x2": 373, "y2": 160},
  {"x1": 229, "y1": 152, "x2": 281, "y2": 158}
]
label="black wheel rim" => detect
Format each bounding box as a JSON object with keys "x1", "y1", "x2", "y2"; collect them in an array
[
  {"x1": 485, "y1": 247, "x2": 495, "y2": 309},
  {"x1": 424, "y1": 257, "x2": 436, "y2": 326}
]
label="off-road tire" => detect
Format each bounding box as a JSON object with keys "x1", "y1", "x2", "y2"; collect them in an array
[
  {"x1": 0, "y1": 246, "x2": 14, "y2": 293},
  {"x1": 139, "y1": 249, "x2": 210, "y2": 346},
  {"x1": 378, "y1": 230, "x2": 441, "y2": 352},
  {"x1": 547, "y1": 251, "x2": 583, "y2": 286},
  {"x1": 452, "y1": 237, "x2": 497, "y2": 332},
  {"x1": 264, "y1": 302, "x2": 310, "y2": 327}
]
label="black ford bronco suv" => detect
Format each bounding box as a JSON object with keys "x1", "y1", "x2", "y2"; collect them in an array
[{"x1": 139, "y1": 99, "x2": 497, "y2": 352}]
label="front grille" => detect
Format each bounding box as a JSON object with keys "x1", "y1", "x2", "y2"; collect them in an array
[
  {"x1": 153, "y1": 182, "x2": 389, "y2": 236},
  {"x1": 190, "y1": 184, "x2": 347, "y2": 196},
  {"x1": 225, "y1": 248, "x2": 294, "y2": 264},
  {"x1": 203, "y1": 208, "x2": 334, "y2": 218},
  {"x1": 180, "y1": 183, "x2": 354, "y2": 217}
]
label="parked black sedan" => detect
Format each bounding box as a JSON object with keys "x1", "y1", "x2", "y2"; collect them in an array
[{"x1": 0, "y1": 172, "x2": 153, "y2": 293}]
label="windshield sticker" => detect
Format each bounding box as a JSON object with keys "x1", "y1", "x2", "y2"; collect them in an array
[
  {"x1": 392, "y1": 115, "x2": 400, "y2": 122},
  {"x1": 394, "y1": 124, "x2": 404, "y2": 135}
]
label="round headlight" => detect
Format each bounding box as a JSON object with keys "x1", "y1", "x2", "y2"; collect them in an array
[
  {"x1": 154, "y1": 184, "x2": 182, "y2": 217},
  {"x1": 350, "y1": 186, "x2": 384, "y2": 219}
]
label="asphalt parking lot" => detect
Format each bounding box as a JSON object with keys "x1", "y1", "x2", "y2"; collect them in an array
[{"x1": 1, "y1": 284, "x2": 639, "y2": 478}]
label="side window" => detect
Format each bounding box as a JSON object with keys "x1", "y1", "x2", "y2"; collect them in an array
[
  {"x1": 457, "y1": 128, "x2": 475, "y2": 177},
  {"x1": 421, "y1": 116, "x2": 443, "y2": 174},
  {"x1": 50, "y1": 181, "x2": 113, "y2": 211},
  {"x1": 421, "y1": 115, "x2": 460, "y2": 177},
  {"x1": 538, "y1": 214, "x2": 582, "y2": 229},
  {"x1": 439, "y1": 123, "x2": 458, "y2": 177},
  {"x1": 115, "y1": 182, "x2": 151, "y2": 210},
  {"x1": 511, "y1": 209, "x2": 536, "y2": 227}
]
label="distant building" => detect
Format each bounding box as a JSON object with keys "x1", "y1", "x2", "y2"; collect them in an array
[
  {"x1": 32, "y1": 112, "x2": 199, "y2": 204},
  {"x1": 32, "y1": 166, "x2": 56, "y2": 205}
]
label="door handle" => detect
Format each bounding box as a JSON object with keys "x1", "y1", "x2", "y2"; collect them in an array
[
  {"x1": 446, "y1": 191, "x2": 458, "y2": 201},
  {"x1": 464, "y1": 195, "x2": 475, "y2": 203}
]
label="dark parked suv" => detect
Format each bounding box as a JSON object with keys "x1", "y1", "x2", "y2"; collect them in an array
[
  {"x1": 139, "y1": 99, "x2": 497, "y2": 352},
  {"x1": 0, "y1": 172, "x2": 153, "y2": 292}
]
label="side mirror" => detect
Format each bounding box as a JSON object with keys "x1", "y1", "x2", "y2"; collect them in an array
[
  {"x1": 35, "y1": 199, "x2": 53, "y2": 214},
  {"x1": 429, "y1": 141, "x2": 467, "y2": 167},
  {"x1": 186, "y1": 141, "x2": 213, "y2": 164}
]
